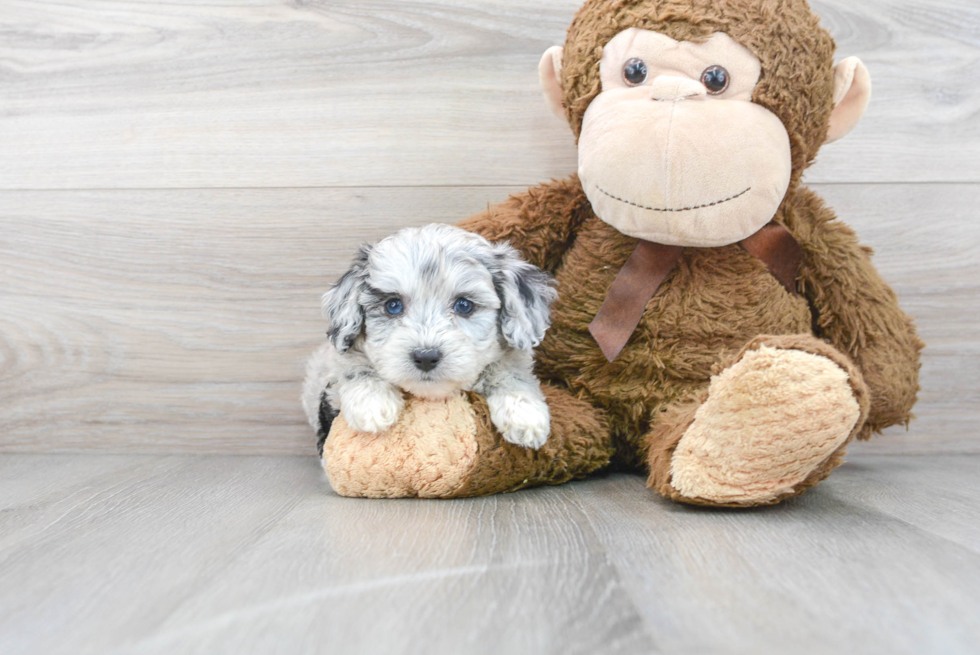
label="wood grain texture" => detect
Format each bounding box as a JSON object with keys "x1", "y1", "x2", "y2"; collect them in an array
[
  {"x1": 0, "y1": 454, "x2": 655, "y2": 655},
  {"x1": 572, "y1": 456, "x2": 980, "y2": 655},
  {"x1": 1, "y1": 184, "x2": 976, "y2": 454},
  {"x1": 0, "y1": 186, "x2": 518, "y2": 453},
  {"x1": 819, "y1": 184, "x2": 980, "y2": 455},
  {"x1": 0, "y1": 0, "x2": 977, "y2": 190},
  {"x1": 0, "y1": 453, "x2": 977, "y2": 654}
]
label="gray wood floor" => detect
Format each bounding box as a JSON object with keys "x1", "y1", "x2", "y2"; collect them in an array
[{"x1": 1, "y1": 452, "x2": 978, "y2": 655}]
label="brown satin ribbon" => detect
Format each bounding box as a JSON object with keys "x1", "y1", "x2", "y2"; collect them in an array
[
  {"x1": 588, "y1": 241, "x2": 684, "y2": 362},
  {"x1": 588, "y1": 222, "x2": 802, "y2": 363}
]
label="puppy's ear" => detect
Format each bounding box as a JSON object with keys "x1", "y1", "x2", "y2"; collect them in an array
[
  {"x1": 485, "y1": 243, "x2": 558, "y2": 351},
  {"x1": 322, "y1": 244, "x2": 371, "y2": 353}
]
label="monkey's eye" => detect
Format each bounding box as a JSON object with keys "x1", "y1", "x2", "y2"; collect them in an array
[
  {"x1": 384, "y1": 298, "x2": 404, "y2": 316},
  {"x1": 701, "y1": 65, "x2": 730, "y2": 95},
  {"x1": 623, "y1": 58, "x2": 648, "y2": 86},
  {"x1": 453, "y1": 298, "x2": 475, "y2": 316}
]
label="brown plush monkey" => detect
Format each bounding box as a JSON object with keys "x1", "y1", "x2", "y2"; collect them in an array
[{"x1": 321, "y1": 0, "x2": 922, "y2": 507}]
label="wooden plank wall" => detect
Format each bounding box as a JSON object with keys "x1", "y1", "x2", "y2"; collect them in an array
[{"x1": 1, "y1": 0, "x2": 977, "y2": 454}]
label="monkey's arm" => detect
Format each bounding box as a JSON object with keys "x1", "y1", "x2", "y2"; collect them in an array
[
  {"x1": 457, "y1": 175, "x2": 590, "y2": 272},
  {"x1": 785, "y1": 188, "x2": 923, "y2": 438}
]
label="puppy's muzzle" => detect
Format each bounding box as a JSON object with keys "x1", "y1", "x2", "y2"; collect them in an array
[{"x1": 412, "y1": 348, "x2": 442, "y2": 372}]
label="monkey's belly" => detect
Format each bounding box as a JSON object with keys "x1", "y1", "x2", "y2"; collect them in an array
[{"x1": 536, "y1": 222, "x2": 812, "y2": 454}]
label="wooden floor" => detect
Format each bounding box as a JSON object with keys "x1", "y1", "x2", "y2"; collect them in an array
[{"x1": 1, "y1": 452, "x2": 978, "y2": 655}]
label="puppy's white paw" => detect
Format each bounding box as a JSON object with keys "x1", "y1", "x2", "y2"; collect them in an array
[
  {"x1": 341, "y1": 384, "x2": 405, "y2": 434},
  {"x1": 488, "y1": 393, "x2": 551, "y2": 450}
]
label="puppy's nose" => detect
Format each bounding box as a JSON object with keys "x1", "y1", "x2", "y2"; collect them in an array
[{"x1": 412, "y1": 348, "x2": 442, "y2": 372}]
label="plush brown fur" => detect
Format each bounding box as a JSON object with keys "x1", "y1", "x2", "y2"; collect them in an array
[
  {"x1": 452, "y1": 386, "x2": 616, "y2": 497},
  {"x1": 453, "y1": 0, "x2": 922, "y2": 505},
  {"x1": 458, "y1": 175, "x2": 921, "y2": 501},
  {"x1": 322, "y1": 0, "x2": 922, "y2": 506}
]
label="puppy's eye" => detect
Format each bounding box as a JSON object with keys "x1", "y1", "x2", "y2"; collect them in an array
[
  {"x1": 701, "y1": 65, "x2": 730, "y2": 95},
  {"x1": 453, "y1": 298, "x2": 474, "y2": 316},
  {"x1": 623, "y1": 58, "x2": 648, "y2": 86},
  {"x1": 384, "y1": 298, "x2": 404, "y2": 316}
]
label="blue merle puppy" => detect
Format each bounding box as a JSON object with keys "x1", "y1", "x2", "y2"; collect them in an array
[{"x1": 302, "y1": 224, "x2": 558, "y2": 455}]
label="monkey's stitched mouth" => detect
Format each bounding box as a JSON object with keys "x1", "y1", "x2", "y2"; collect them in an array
[{"x1": 596, "y1": 185, "x2": 751, "y2": 213}]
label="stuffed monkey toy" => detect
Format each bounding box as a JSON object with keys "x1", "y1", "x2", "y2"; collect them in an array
[{"x1": 319, "y1": 0, "x2": 922, "y2": 507}]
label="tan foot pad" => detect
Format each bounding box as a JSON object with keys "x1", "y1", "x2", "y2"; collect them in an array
[
  {"x1": 322, "y1": 395, "x2": 479, "y2": 498},
  {"x1": 671, "y1": 346, "x2": 862, "y2": 505}
]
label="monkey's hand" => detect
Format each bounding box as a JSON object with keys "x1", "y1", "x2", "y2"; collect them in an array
[
  {"x1": 486, "y1": 390, "x2": 551, "y2": 450},
  {"x1": 338, "y1": 377, "x2": 405, "y2": 434}
]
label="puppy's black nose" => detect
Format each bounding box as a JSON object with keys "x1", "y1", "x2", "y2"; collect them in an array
[{"x1": 412, "y1": 348, "x2": 442, "y2": 372}]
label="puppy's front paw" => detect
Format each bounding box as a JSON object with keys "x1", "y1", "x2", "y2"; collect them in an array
[
  {"x1": 340, "y1": 384, "x2": 405, "y2": 434},
  {"x1": 488, "y1": 393, "x2": 551, "y2": 450}
]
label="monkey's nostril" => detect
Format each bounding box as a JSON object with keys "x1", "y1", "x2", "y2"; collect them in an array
[{"x1": 412, "y1": 348, "x2": 442, "y2": 372}]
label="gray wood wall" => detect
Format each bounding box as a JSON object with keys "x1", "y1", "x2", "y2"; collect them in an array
[{"x1": 1, "y1": 0, "x2": 977, "y2": 455}]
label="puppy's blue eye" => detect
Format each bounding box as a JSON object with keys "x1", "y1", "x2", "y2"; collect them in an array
[
  {"x1": 453, "y1": 298, "x2": 474, "y2": 316},
  {"x1": 384, "y1": 299, "x2": 404, "y2": 316}
]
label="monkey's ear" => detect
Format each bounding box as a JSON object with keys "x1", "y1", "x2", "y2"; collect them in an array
[
  {"x1": 322, "y1": 245, "x2": 371, "y2": 354},
  {"x1": 539, "y1": 46, "x2": 566, "y2": 123},
  {"x1": 826, "y1": 57, "x2": 872, "y2": 144}
]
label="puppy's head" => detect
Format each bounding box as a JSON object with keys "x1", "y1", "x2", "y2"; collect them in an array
[{"x1": 323, "y1": 224, "x2": 557, "y2": 399}]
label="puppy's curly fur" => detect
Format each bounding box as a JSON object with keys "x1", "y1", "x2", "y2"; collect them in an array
[{"x1": 302, "y1": 224, "x2": 558, "y2": 455}]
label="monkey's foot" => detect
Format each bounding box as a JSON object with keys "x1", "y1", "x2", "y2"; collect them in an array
[
  {"x1": 322, "y1": 387, "x2": 613, "y2": 499},
  {"x1": 648, "y1": 335, "x2": 870, "y2": 506}
]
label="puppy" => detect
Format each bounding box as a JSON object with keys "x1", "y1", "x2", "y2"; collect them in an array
[{"x1": 302, "y1": 223, "x2": 558, "y2": 455}]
